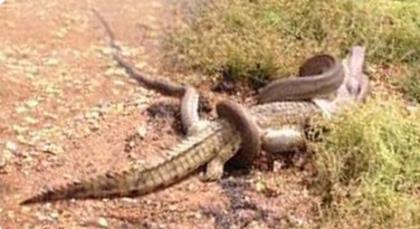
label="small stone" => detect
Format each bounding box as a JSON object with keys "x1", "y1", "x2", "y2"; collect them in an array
[
  {"x1": 17, "y1": 135, "x2": 33, "y2": 146},
  {"x1": 97, "y1": 217, "x2": 109, "y2": 228},
  {"x1": 55, "y1": 31, "x2": 65, "y2": 39},
  {"x1": 273, "y1": 161, "x2": 285, "y2": 172},
  {"x1": 128, "y1": 141, "x2": 135, "y2": 148},
  {"x1": 35, "y1": 212, "x2": 47, "y2": 221},
  {"x1": 247, "y1": 220, "x2": 264, "y2": 228},
  {"x1": 5, "y1": 141, "x2": 18, "y2": 153},
  {"x1": 113, "y1": 79, "x2": 125, "y2": 86},
  {"x1": 24, "y1": 116, "x2": 38, "y2": 125},
  {"x1": 7, "y1": 210, "x2": 15, "y2": 220},
  {"x1": 50, "y1": 212, "x2": 59, "y2": 219},
  {"x1": 0, "y1": 155, "x2": 7, "y2": 168},
  {"x1": 136, "y1": 126, "x2": 147, "y2": 139},
  {"x1": 25, "y1": 99, "x2": 39, "y2": 108},
  {"x1": 15, "y1": 106, "x2": 28, "y2": 113},
  {"x1": 255, "y1": 180, "x2": 266, "y2": 193},
  {"x1": 21, "y1": 206, "x2": 31, "y2": 213},
  {"x1": 40, "y1": 143, "x2": 64, "y2": 155},
  {"x1": 85, "y1": 110, "x2": 100, "y2": 120},
  {"x1": 88, "y1": 121, "x2": 100, "y2": 132},
  {"x1": 43, "y1": 112, "x2": 58, "y2": 120},
  {"x1": 121, "y1": 197, "x2": 138, "y2": 203},
  {"x1": 114, "y1": 103, "x2": 124, "y2": 114},
  {"x1": 134, "y1": 61, "x2": 147, "y2": 69},
  {"x1": 104, "y1": 68, "x2": 117, "y2": 77},
  {"x1": 98, "y1": 46, "x2": 113, "y2": 55},
  {"x1": 2, "y1": 149, "x2": 14, "y2": 161},
  {"x1": 12, "y1": 125, "x2": 28, "y2": 134},
  {"x1": 44, "y1": 58, "x2": 59, "y2": 66},
  {"x1": 168, "y1": 204, "x2": 181, "y2": 212},
  {"x1": 407, "y1": 105, "x2": 418, "y2": 114},
  {"x1": 193, "y1": 211, "x2": 203, "y2": 219}
]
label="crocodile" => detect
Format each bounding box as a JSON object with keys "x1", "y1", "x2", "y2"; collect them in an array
[
  {"x1": 20, "y1": 65, "x2": 344, "y2": 205},
  {"x1": 19, "y1": 11, "x2": 368, "y2": 205},
  {"x1": 20, "y1": 45, "x2": 368, "y2": 205},
  {"x1": 21, "y1": 99, "x2": 323, "y2": 204}
]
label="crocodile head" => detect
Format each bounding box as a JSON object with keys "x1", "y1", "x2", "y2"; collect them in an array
[
  {"x1": 339, "y1": 46, "x2": 370, "y2": 103},
  {"x1": 313, "y1": 46, "x2": 371, "y2": 116}
]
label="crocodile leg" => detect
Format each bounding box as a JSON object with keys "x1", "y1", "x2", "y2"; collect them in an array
[
  {"x1": 202, "y1": 136, "x2": 241, "y2": 181},
  {"x1": 261, "y1": 126, "x2": 306, "y2": 153}
]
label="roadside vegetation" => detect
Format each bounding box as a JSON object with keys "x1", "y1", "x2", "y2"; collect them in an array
[
  {"x1": 165, "y1": 0, "x2": 419, "y2": 99},
  {"x1": 165, "y1": 0, "x2": 420, "y2": 227},
  {"x1": 312, "y1": 95, "x2": 420, "y2": 227},
  {"x1": 400, "y1": 65, "x2": 420, "y2": 103}
]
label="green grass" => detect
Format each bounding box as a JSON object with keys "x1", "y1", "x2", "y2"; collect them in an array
[
  {"x1": 311, "y1": 96, "x2": 420, "y2": 227},
  {"x1": 401, "y1": 66, "x2": 420, "y2": 103},
  {"x1": 165, "y1": 0, "x2": 419, "y2": 87}
]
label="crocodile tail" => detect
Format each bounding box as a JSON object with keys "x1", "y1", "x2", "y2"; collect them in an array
[
  {"x1": 20, "y1": 168, "x2": 147, "y2": 205},
  {"x1": 21, "y1": 126, "x2": 222, "y2": 205}
]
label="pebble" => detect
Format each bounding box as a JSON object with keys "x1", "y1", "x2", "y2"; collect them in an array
[
  {"x1": 97, "y1": 217, "x2": 109, "y2": 228},
  {"x1": 255, "y1": 180, "x2": 266, "y2": 193},
  {"x1": 12, "y1": 125, "x2": 28, "y2": 134},
  {"x1": 24, "y1": 116, "x2": 38, "y2": 125},
  {"x1": 7, "y1": 210, "x2": 15, "y2": 220},
  {"x1": 0, "y1": 155, "x2": 6, "y2": 168},
  {"x1": 50, "y1": 212, "x2": 59, "y2": 219},
  {"x1": 25, "y1": 99, "x2": 39, "y2": 108},
  {"x1": 136, "y1": 126, "x2": 147, "y2": 139},
  {"x1": 407, "y1": 105, "x2": 418, "y2": 114},
  {"x1": 21, "y1": 206, "x2": 31, "y2": 213},
  {"x1": 5, "y1": 141, "x2": 18, "y2": 153},
  {"x1": 44, "y1": 58, "x2": 59, "y2": 66},
  {"x1": 15, "y1": 106, "x2": 28, "y2": 113},
  {"x1": 40, "y1": 143, "x2": 64, "y2": 155}
]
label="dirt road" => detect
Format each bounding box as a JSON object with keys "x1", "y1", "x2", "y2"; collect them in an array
[{"x1": 0, "y1": 1, "x2": 318, "y2": 228}]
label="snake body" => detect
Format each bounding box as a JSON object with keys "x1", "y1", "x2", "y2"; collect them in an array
[
  {"x1": 258, "y1": 55, "x2": 345, "y2": 103},
  {"x1": 93, "y1": 9, "x2": 347, "y2": 165}
]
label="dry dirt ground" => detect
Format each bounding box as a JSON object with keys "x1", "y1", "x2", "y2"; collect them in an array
[{"x1": 0, "y1": 0, "x2": 319, "y2": 228}]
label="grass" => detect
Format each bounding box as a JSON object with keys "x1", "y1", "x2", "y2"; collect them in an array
[
  {"x1": 311, "y1": 96, "x2": 420, "y2": 227},
  {"x1": 165, "y1": 0, "x2": 419, "y2": 88},
  {"x1": 400, "y1": 66, "x2": 420, "y2": 103},
  {"x1": 164, "y1": 0, "x2": 420, "y2": 226}
]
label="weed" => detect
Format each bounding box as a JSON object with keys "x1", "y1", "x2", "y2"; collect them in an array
[
  {"x1": 312, "y1": 96, "x2": 420, "y2": 227},
  {"x1": 165, "y1": 0, "x2": 419, "y2": 85}
]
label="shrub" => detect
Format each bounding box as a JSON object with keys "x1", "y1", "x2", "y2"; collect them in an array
[
  {"x1": 312, "y1": 96, "x2": 420, "y2": 227},
  {"x1": 165, "y1": 0, "x2": 420, "y2": 83}
]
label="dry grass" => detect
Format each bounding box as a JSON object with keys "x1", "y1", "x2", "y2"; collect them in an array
[
  {"x1": 311, "y1": 95, "x2": 420, "y2": 227},
  {"x1": 400, "y1": 66, "x2": 420, "y2": 103},
  {"x1": 165, "y1": 0, "x2": 419, "y2": 89}
]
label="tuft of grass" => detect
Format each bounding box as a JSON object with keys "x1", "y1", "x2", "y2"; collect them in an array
[
  {"x1": 312, "y1": 96, "x2": 420, "y2": 228},
  {"x1": 400, "y1": 67, "x2": 420, "y2": 103},
  {"x1": 165, "y1": 0, "x2": 419, "y2": 85}
]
